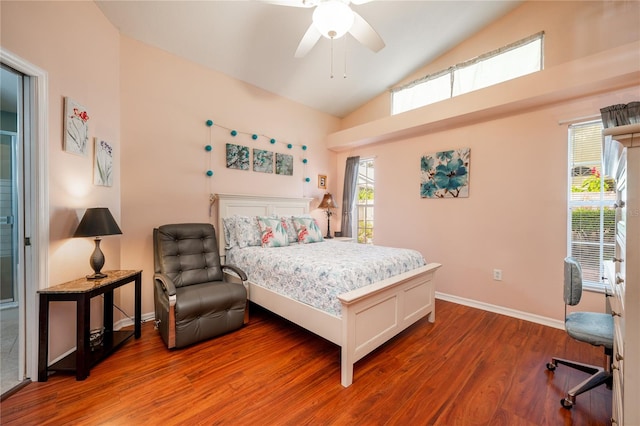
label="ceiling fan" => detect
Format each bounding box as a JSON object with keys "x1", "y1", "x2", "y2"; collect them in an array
[{"x1": 265, "y1": 0, "x2": 385, "y2": 58}]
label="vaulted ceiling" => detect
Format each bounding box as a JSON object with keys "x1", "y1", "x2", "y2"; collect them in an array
[{"x1": 95, "y1": 1, "x2": 522, "y2": 117}]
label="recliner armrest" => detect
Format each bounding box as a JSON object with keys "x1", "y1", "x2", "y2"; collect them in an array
[
  {"x1": 154, "y1": 273, "x2": 177, "y2": 296},
  {"x1": 222, "y1": 264, "x2": 248, "y2": 282}
]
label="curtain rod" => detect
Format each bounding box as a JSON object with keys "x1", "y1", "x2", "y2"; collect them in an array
[{"x1": 557, "y1": 114, "x2": 601, "y2": 126}]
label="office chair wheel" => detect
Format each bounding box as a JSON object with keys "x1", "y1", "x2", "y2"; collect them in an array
[
  {"x1": 546, "y1": 362, "x2": 556, "y2": 371},
  {"x1": 560, "y1": 398, "x2": 574, "y2": 409}
]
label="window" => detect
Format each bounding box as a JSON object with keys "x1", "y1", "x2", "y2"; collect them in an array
[
  {"x1": 391, "y1": 32, "x2": 543, "y2": 115},
  {"x1": 567, "y1": 121, "x2": 616, "y2": 291},
  {"x1": 357, "y1": 158, "x2": 374, "y2": 244},
  {"x1": 391, "y1": 72, "x2": 451, "y2": 115}
]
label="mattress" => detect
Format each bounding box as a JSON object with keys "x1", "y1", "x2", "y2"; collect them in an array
[{"x1": 226, "y1": 240, "x2": 426, "y2": 316}]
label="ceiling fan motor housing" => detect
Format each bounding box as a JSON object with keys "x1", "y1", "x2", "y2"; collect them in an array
[{"x1": 312, "y1": 0, "x2": 355, "y2": 39}]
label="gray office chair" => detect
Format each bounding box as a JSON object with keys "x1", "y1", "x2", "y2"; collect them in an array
[{"x1": 546, "y1": 257, "x2": 614, "y2": 409}]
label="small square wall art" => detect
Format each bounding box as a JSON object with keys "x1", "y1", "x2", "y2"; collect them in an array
[
  {"x1": 276, "y1": 153, "x2": 293, "y2": 176},
  {"x1": 226, "y1": 143, "x2": 250, "y2": 170},
  {"x1": 253, "y1": 149, "x2": 273, "y2": 173},
  {"x1": 420, "y1": 148, "x2": 470, "y2": 198}
]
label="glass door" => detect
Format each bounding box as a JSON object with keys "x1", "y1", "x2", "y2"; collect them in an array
[
  {"x1": 1, "y1": 132, "x2": 17, "y2": 304},
  {"x1": 0, "y1": 65, "x2": 24, "y2": 396}
]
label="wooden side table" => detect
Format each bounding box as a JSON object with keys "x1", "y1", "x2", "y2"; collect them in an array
[{"x1": 38, "y1": 270, "x2": 142, "y2": 381}]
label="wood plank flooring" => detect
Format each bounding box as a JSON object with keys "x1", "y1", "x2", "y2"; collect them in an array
[{"x1": 0, "y1": 300, "x2": 611, "y2": 425}]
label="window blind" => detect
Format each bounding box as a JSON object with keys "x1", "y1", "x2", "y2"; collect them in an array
[{"x1": 568, "y1": 121, "x2": 615, "y2": 289}]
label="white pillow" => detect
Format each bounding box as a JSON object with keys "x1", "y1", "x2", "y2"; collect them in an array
[
  {"x1": 234, "y1": 216, "x2": 261, "y2": 248},
  {"x1": 222, "y1": 216, "x2": 238, "y2": 249}
]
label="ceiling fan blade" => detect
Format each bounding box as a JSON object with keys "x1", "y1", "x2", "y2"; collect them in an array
[
  {"x1": 349, "y1": 11, "x2": 385, "y2": 53},
  {"x1": 259, "y1": 0, "x2": 314, "y2": 8},
  {"x1": 295, "y1": 24, "x2": 322, "y2": 58}
]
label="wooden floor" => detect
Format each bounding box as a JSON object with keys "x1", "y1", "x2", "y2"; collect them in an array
[{"x1": 1, "y1": 300, "x2": 611, "y2": 425}]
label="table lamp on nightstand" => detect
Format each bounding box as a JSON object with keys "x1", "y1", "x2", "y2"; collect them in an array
[
  {"x1": 73, "y1": 207, "x2": 123, "y2": 279},
  {"x1": 318, "y1": 193, "x2": 338, "y2": 239}
]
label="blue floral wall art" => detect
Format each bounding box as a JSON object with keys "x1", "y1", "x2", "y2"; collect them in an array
[
  {"x1": 420, "y1": 148, "x2": 470, "y2": 198},
  {"x1": 226, "y1": 143, "x2": 250, "y2": 170}
]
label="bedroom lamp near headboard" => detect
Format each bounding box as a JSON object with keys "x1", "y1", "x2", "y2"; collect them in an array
[{"x1": 318, "y1": 193, "x2": 338, "y2": 239}]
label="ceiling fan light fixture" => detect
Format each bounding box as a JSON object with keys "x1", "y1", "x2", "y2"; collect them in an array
[{"x1": 312, "y1": 0, "x2": 354, "y2": 39}]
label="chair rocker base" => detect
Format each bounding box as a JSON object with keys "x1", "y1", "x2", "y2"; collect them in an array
[{"x1": 546, "y1": 357, "x2": 612, "y2": 409}]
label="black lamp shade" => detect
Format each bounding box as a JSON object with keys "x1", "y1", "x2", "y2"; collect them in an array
[
  {"x1": 74, "y1": 208, "x2": 122, "y2": 279},
  {"x1": 74, "y1": 207, "x2": 122, "y2": 238}
]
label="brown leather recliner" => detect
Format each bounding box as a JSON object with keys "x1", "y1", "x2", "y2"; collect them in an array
[{"x1": 153, "y1": 223, "x2": 247, "y2": 349}]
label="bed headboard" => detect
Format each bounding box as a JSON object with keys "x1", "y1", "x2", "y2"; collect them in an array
[{"x1": 216, "y1": 193, "x2": 312, "y2": 258}]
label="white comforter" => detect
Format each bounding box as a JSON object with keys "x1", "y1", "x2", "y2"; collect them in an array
[{"x1": 226, "y1": 240, "x2": 426, "y2": 316}]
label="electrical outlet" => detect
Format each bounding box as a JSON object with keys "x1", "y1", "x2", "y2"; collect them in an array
[{"x1": 493, "y1": 269, "x2": 503, "y2": 281}]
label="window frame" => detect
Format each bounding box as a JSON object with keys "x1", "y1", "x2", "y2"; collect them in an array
[
  {"x1": 567, "y1": 120, "x2": 615, "y2": 293},
  {"x1": 356, "y1": 158, "x2": 374, "y2": 244},
  {"x1": 391, "y1": 32, "x2": 544, "y2": 115}
]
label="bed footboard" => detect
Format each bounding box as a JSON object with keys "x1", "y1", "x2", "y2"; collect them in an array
[{"x1": 338, "y1": 262, "x2": 441, "y2": 387}]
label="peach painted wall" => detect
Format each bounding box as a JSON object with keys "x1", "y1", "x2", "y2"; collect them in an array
[
  {"x1": 334, "y1": 1, "x2": 640, "y2": 321},
  {"x1": 118, "y1": 37, "x2": 340, "y2": 317},
  {"x1": 1, "y1": 1, "x2": 121, "y2": 360},
  {"x1": 337, "y1": 87, "x2": 638, "y2": 322},
  {"x1": 343, "y1": 1, "x2": 640, "y2": 128}
]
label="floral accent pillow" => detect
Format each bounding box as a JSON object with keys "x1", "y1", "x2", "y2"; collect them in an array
[
  {"x1": 292, "y1": 216, "x2": 324, "y2": 244},
  {"x1": 280, "y1": 216, "x2": 298, "y2": 243},
  {"x1": 234, "y1": 216, "x2": 261, "y2": 248},
  {"x1": 257, "y1": 216, "x2": 289, "y2": 248}
]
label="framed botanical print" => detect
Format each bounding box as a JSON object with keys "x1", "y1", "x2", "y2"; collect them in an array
[
  {"x1": 64, "y1": 97, "x2": 90, "y2": 156},
  {"x1": 94, "y1": 138, "x2": 113, "y2": 186}
]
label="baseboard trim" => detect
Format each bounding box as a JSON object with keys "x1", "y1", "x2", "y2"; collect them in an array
[
  {"x1": 435, "y1": 292, "x2": 565, "y2": 330},
  {"x1": 48, "y1": 313, "x2": 156, "y2": 367},
  {"x1": 114, "y1": 312, "x2": 156, "y2": 330}
]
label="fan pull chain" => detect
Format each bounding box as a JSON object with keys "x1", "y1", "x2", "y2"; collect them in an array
[
  {"x1": 344, "y1": 35, "x2": 348, "y2": 79},
  {"x1": 330, "y1": 37, "x2": 334, "y2": 79}
]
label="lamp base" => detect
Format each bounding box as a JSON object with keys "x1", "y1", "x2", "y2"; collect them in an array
[
  {"x1": 325, "y1": 211, "x2": 333, "y2": 239},
  {"x1": 86, "y1": 272, "x2": 108, "y2": 280},
  {"x1": 88, "y1": 237, "x2": 107, "y2": 280}
]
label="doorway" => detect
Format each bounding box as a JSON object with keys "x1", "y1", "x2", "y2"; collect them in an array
[
  {"x1": 0, "y1": 50, "x2": 48, "y2": 400},
  {"x1": 0, "y1": 65, "x2": 26, "y2": 396}
]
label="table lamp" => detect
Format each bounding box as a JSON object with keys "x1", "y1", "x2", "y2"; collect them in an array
[
  {"x1": 318, "y1": 193, "x2": 338, "y2": 239},
  {"x1": 73, "y1": 207, "x2": 122, "y2": 279}
]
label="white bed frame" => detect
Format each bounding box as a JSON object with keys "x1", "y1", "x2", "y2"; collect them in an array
[{"x1": 216, "y1": 193, "x2": 441, "y2": 387}]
